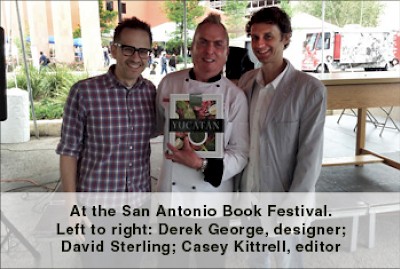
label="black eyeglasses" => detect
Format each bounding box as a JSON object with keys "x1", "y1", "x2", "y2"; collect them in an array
[{"x1": 114, "y1": 43, "x2": 151, "y2": 58}]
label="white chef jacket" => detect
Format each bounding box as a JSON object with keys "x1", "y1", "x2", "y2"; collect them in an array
[{"x1": 156, "y1": 69, "x2": 249, "y2": 192}]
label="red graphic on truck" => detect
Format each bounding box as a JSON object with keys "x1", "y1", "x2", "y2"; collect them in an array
[{"x1": 302, "y1": 29, "x2": 400, "y2": 72}]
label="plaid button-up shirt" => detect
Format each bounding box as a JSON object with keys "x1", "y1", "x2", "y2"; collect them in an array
[{"x1": 56, "y1": 66, "x2": 156, "y2": 192}]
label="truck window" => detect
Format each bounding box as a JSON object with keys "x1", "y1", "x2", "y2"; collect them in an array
[
  {"x1": 316, "y1": 33, "x2": 331, "y2": 50},
  {"x1": 305, "y1": 33, "x2": 317, "y2": 50}
]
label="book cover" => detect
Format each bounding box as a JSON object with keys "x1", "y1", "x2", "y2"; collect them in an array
[{"x1": 169, "y1": 94, "x2": 224, "y2": 158}]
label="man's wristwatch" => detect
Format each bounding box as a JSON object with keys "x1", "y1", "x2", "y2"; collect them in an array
[{"x1": 199, "y1": 158, "x2": 208, "y2": 173}]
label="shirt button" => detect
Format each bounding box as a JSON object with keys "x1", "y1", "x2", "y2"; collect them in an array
[
  {"x1": 192, "y1": 186, "x2": 196, "y2": 190},
  {"x1": 130, "y1": 109, "x2": 133, "y2": 113},
  {"x1": 129, "y1": 146, "x2": 133, "y2": 150},
  {"x1": 129, "y1": 163, "x2": 133, "y2": 167},
  {"x1": 131, "y1": 127, "x2": 134, "y2": 130},
  {"x1": 172, "y1": 182, "x2": 176, "y2": 185},
  {"x1": 185, "y1": 78, "x2": 189, "y2": 82},
  {"x1": 216, "y1": 84, "x2": 220, "y2": 87}
]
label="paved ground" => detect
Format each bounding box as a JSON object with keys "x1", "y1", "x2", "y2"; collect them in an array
[
  {"x1": 3, "y1": 57, "x2": 399, "y2": 268},
  {"x1": 0, "y1": 136, "x2": 163, "y2": 192},
  {"x1": 1, "y1": 114, "x2": 399, "y2": 192},
  {"x1": 1, "y1": 114, "x2": 399, "y2": 268}
]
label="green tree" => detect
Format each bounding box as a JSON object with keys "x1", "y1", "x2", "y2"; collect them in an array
[
  {"x1": 296, "y1": 0, "x2": 382, "y2": 27},
  {"x1": 164, "y1": 0, "x2": 204, "y2": 32},
  {"x1": 163, "y1": 0, "x2": 204, "y2": 54},
  {"x1": 280, "y1": 0, "x2": 293, "y2": 18},
  {"x1": 98, "y1": 0, "x2": 118, "y2": 34},
  {"x1": 73, "y1": 26, "x2": 81, "y2": 39},
  {"x1": 223, "y1": 0, "x2": 248, "y2": 38}
]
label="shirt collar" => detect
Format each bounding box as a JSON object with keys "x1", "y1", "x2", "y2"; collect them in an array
[
  {"x1": 189, "y1": 68, "x2": 222, "y2": 83},
  {"x1": 255, "y1": 59, "x2": 289, "y2": 91}
]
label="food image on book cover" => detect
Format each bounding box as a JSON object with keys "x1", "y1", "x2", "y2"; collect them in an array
[{"x1": 169, "y1": 93, "x2": 224, "y2": 158}]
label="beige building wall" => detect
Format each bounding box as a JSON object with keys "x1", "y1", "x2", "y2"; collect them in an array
[
  {"x1": 120, "y1": 1, "x2": 169, "y2": 27},
  {"x1": 70, "y1": 1, "x2": 81, "y2": 31},
  {"x1": 51, "y1": 1, "x2": 75, "y2": 63},
  {"x1": 45, "y1": 1, "x2": 54, "y2": 35},
  {"x1": 78, "y1": 1, "x2": 103, "y2": 71}
]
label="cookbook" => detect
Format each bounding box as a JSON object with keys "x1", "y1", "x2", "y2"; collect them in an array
[{"x1": 169, "y1": 94, "x2": 224, "y2": 158}]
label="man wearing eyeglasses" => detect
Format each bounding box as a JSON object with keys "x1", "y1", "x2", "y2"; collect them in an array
[{"x1": 57, "y1": 17, "x2": 156, "y2": 192}]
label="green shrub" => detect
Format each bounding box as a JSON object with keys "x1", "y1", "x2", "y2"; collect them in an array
[
  {"x1": 7, "y1": 64, "x2": 87, "y2": 100},
  {"x1": 7, "y1": 65, "x2": 43, "y2": 99},
  {"x1": 8, "y1": 64, "x2": 89, "y2": 119},
  {"x1": 40, "y1": 66, "x2": 75, "y2": 99},
  {"x1": 177, "y1": 55, "x2": 192, "y2": 64},
  {"x1": 33, "y1": 99, "x2": 65, "y2": 120}
]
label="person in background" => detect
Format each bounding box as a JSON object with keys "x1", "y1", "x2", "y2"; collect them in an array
[
  {"x1": 56, "y1": 16, "x2": 156, "y2": 192},
  {"x1": 103, "y1": 45, "x2": 110, "y2": 66},
  {"x1": 39, "y1": 51, "x2": 49, "y2": 69},
  {"x1": 147, "y1": 52, "x2": 153, "y2": 68},
  {"x1": 153, "y1": 44, "x2": 159, "y2": 58},
  {"x1": 168, "y1": 53, "x2": 177, "y2": 71},
  {"x1": 160, "y1": 53, "x2": 168, "y2": 75},
  {"x1": 74, "y1": 46, "x2": 82, "y2": 61},
  {"x1": 238, "y1": 6, "x2": 327, "y2": 268}
]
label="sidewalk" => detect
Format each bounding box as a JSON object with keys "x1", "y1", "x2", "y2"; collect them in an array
[
  {"x1": 0, "y1": 136, "x2": 164, "y2": 192},
  {"x1": 1, "y1": 115, "x2": 399, "y2": 269},
  {"x1": 1, "y1": 114, "x2": 399, "y2": 192}
]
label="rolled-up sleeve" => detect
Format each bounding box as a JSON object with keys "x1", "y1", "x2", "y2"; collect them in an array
[{"x1": 56, "y1": 83, "x2": 86, "y2": 158}]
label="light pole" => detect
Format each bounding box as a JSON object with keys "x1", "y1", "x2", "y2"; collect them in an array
[
  {"x1": 118, "y1": 0, "x2": 122, "y2": 22},
  {"x1": 183, "y1": 0, "x2": 187, "y2": 68}
]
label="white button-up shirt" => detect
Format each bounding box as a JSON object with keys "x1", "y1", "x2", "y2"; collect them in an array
[{"x1": 243, "y1": 65, "x2": 288, "y2": 186}]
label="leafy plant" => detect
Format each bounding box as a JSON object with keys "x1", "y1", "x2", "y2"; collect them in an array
[
  {"x1": 98, "y1": 0, "x2": 118, "y2": 34},
  {"x1": 223, "y1": 0, "x2": 248, "y2": 38},
  {"x1": 73, "y1": 26, "x2": 81, "y2": 39},
  {"x1": 163, "y1": 0, "x2": 204, "y2": 56},
  {"x1": 7, "y1": 65, "x2": 42, "y2": 99},
  {"x1": 166, "y1": 37, "x2": 192, "y2": 55},
  {"x1": 296, "y1": 0, "x2": 382, "y2": 27},
  {"x1": 40, "y1": 66, "x2": 75, "y2": 99},
  {"x1": 7, "y1": 64, "x2": 89, "y2": 119},
  {"x1": 33, "y1": 99, "x2": 65, "y2": 120}
]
